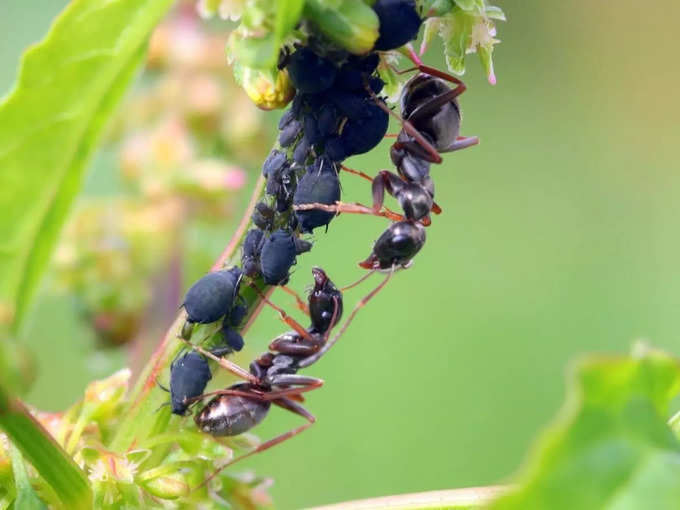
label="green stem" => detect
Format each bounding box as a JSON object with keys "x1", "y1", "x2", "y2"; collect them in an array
[
  {"x1": 109, "y1": 174, "x2": 269, "y2": 453},
  {"x1": 0, "y1": 385, "x2": 92, "y2": 509},
  {"x1": 306, "y1": 486, "x2": 507, "y2": 510}
]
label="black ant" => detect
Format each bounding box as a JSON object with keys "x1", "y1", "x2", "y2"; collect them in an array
[
  {"x1": 178, "y1": 266, "x2": 393, "y2": 489},
  {"x1": 294, "y1": 49, "x2": 477, "y2": 269},
  {"x1": 296, "y1": 49, "x2": 478, "y2": 225}
]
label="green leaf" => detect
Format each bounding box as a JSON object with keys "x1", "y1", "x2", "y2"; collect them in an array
[
  {"x1": 8, "y1": 445, "x2": 46, "y2": 510},
  {"x1": 0, "y1": 0, "x2": 174, "y2": 333},
  {"x1": 439, "y1": 9, "x2": 475, "y2": 75},
  {"x1": 0, "y1": 385, "x2": 91, "y2": 509},
  {"x1": 438, "y1": 5, "x2": 503, "y2": 83},
  {"x1": 453, "y1": 0, "x2": 484, "y2": 13},
  {"x1": 490, "y1": 345, "x2": 680, "y2": 510},
  {"x1": 275, "y1": 0, "x2": 305, "y2": 41}
]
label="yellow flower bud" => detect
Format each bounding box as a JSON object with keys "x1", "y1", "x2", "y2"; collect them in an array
[{"x1": 233, "y1": 63, "x2": 295, "y2": 110}]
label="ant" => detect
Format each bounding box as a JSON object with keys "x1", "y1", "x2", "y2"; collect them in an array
[
  {"x1": 295, "y1": 48, "x2": 478, "y2": 226},
  {"x1": 178, "y1": 266, "x2": 393, "y2": 489}
]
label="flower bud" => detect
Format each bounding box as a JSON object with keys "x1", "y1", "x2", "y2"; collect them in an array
[
  {"x1": 142, "y1": 472, "x2": 190, "y2": 500},
  {"x1": 304, "y1": 0, "x2": 379, "y2": 55},
  {"x1": 233, "y1": 63, "x2": 295, "y2": 110}
]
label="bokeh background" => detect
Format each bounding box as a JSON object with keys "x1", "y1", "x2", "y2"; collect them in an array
[{"x1": 2, "y1": 1, "x2": 680, "y2": 508}]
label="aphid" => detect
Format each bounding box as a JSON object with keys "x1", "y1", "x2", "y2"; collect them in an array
[
  {"x1": 372, "y1": 0, "x2": 422, "y2": 51},
  {"x1": 295, "y1": 59, "x2": 478, "y2": 226},
  {"x1": 335, "y1": 54, "x2": 380, "y2": 91},
  {"x1": 285, "y1": 47, "x2": 337, "y2": 94},
  {"x1": 293, "y1": 135, "x2": 311, "y2": 165},
  {"x1": 359, "y1": 221, "x2": 426, "y2": 270},
  {"x1": 265, "y1": 159, "x2": 296, "y2": 213},
  {"x1": 167, "y1": 347, "x2": 232, "y2": 416},
  {"x1": 262, "y1": 150, "x2": 288, "y2": 178},
  {"x1": 337, "y1": 100, "x2": 389, "y2": 157},
  {"x1": 293, "y1": 158, "x2": 341, "y2": 233},
  {"x1": 259, "y1": 229, "x2": 312, "y2": 285},
  {"x1": 242, "y1": 228, "x2": 265, "y2": 277},
  {"x1": 221, "y1": 324, "x2": 245, "y2": 352},
  {"x1": 183, "y1": 268, "x2": 243, "y2": 324},
  {"x1": 278, "y1": 118, "x2": 302, "y2": 147},
  {"x1": 182, "y1": 267, "x2": 393, "y2": 486}
]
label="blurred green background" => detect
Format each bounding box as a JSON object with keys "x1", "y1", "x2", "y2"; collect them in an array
[{"x1": 3, "y1": 1, "x2": 680, "y2": 508}]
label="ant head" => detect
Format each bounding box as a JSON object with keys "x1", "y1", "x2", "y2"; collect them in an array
[{"x1": 311, "y1": 267, "x2": 329, "y2": 288}]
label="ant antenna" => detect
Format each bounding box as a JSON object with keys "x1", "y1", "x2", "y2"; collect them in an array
[
  {"x1": 177, "y1": 336, "x2": 259, "y2": 384},
  {"x1": 340, "y1": 270, "x2": 376, "y2": 292}
]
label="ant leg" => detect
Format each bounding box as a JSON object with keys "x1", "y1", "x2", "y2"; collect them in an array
[
  {"x1": 262, "y1": 375, "x2": 324, "y2": 400},
  {"x1": 178, "y1": 337, "x2": 259, "y2": 385},
  {"x1": 373, "y1": 170, "x2": 408, "y2": 213},
  {"x1": 279, "y1": 286, "x2": 310, "y2": 316},
  {"x1": 341, "y1": 270, "x2": 377, "y2": 292},
  {"x1": 298, "y1": 268, "x2": 395, "y2": 369},
  {"x1": 269, "y1": 336, "x2": 320, "y2": 357},
  {"x1": 363, "y1": 84, "x2": 443, "y2": 165},
  {"x1": 188, "y1": 376, "x2": 322, "y2": 406},
  {"x1": 341, "y1": 165, "x2": 405, "y2": 218},
  {"x1": 404, "y1": 45, "x2": 467, "y2": 93},
  {"x1": 248, "y1": 283, "x2": 314, "y2": 342},
  {"x1": 196, "y1": 397, "x2": 315, "y2": 490},
  {"x1": 184, "y1": 388, "x2": 266, "y2": 405},
  {"x1": 340, "y1": 164, "x2": 373, "y2": 183},
  {"x1": 407, "y1": 87, "x2": 465, "y2": 127},
  {"x1": 441, "y1": 136, "x2": 480, "y2": 153},
  {"x1": 294, "y1": 201, "x2": 406, "y2": 222}
]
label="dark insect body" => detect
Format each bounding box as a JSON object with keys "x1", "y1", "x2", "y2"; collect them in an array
[
  {"x1": 242, "y1": 228, "x2": 265, "y2": 277},
  {"x1": 294, "y1": 50, "x2": 478, "y2": 271},
  {"x1": 308, "y1": 267, "x2": 343, "y2": 333},
  {"x1": 167, "y1": 347, "x2": 233, "y2": 416},
  {"x1": 183, "y1": 267, "x2": 392, "y2": 486},
  {"x1": 260, "y1": 229, "x2": 311, "y2": 285},
  {"x1": 183, "y1": 268, "x2": 243, "y2": 324},
  {"x1": 293, "y1": 158, "x2": 341, "y2": 233},
  {"x1": 285, "y1": 47, "x2": 337, "y2": 94},
  {"x1": 372, "y1": 0, "x2": 422, "y2": 51},
  {"x1": 359, "y1": 221, "x2": 426, "y2": 270}
]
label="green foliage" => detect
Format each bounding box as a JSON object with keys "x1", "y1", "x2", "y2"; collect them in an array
[
  {"x1": 0, "y1": 385, "x2": 91, "y2": 509},
  {"x1": 8, "y1": 445, "x2": 46, "y2": 510},
  {"x1": 0, "y1": 0, "x2": 174, "y2": 506},
  {"x1": 420, "y1": 0, "x2": 504, "y2": 84},
  {"x1": 303, "y1": 0, "x2": 380, "y2": 55},
  {"x1": 0, "y1": 0, "x2": 174, "y2": 333},
  {"x1": 491, "y1": 344, "x2": 680, "y2": 510},
  {"x1": 227, "y1": 0, "x2": 305, "y2": 70}
]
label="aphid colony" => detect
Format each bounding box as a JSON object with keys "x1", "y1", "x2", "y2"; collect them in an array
[{"x1": 161, "y1": 0, "x2": 478, "y2": 485}]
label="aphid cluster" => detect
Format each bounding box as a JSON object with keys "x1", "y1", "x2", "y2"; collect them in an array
[
  {"x1": 162, "y1": 0, "x2": 480, "y2": 486},
  {"x1": 236, "y1": 0, "x2": 428, "y2": 287}
]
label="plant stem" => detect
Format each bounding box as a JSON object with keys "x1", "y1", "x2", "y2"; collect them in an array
[
  {"x1": 109, "y1": 174, "x2": 268, "y2": 453},
  {"x1": 306, "y1": 486, "x2": 507, "y2": 510}
]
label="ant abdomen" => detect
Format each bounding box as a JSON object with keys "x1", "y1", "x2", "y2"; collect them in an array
[
  {"x1": 195, "y1": 385, "x2": 271, "y2": 437},
  {"x1": 401, "y1": 75, "x2": 462, "y2": 152}
]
